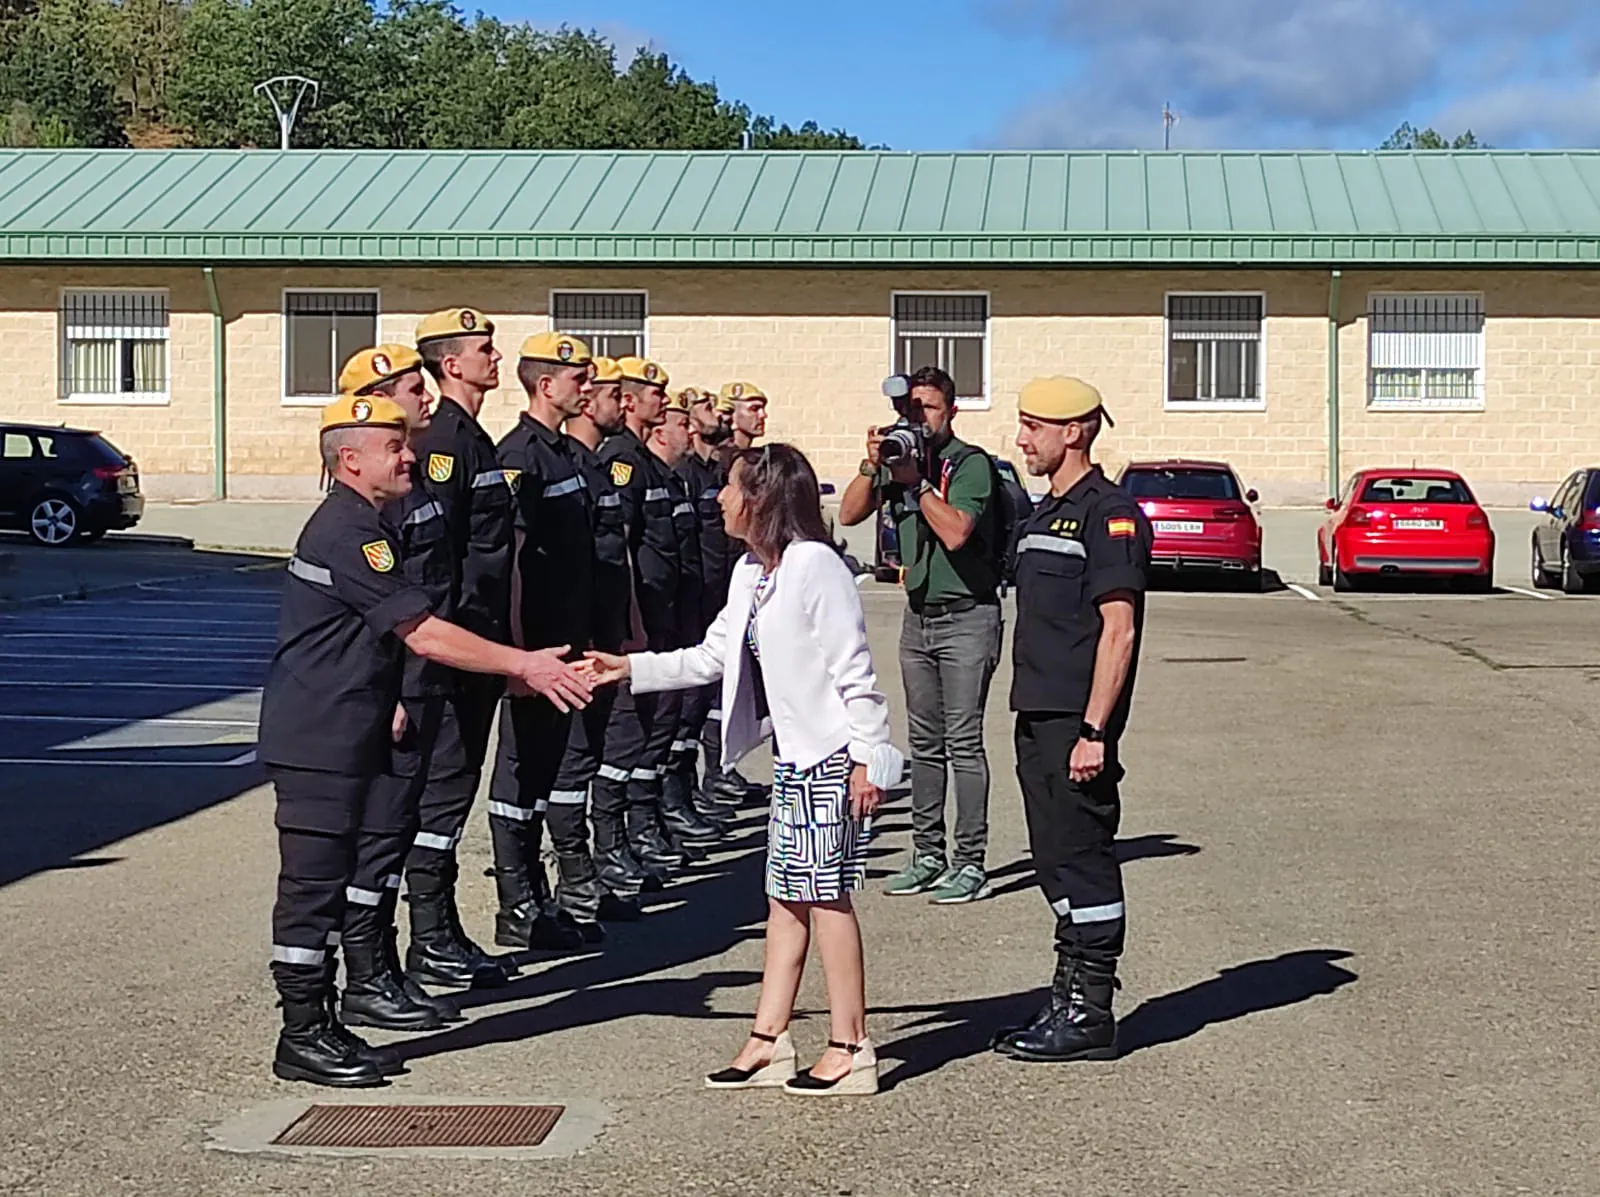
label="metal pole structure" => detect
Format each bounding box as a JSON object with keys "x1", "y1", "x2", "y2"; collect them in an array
[
  {"x1": 1163, "y1": 102, "x2": 1177, "y2": 150},
  {"x1": 254, "y1": 75, "x2": 320, "y2": 150}
]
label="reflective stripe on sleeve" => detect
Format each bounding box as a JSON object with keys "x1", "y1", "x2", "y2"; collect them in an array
[
  {"x1": 706, "y1": 708, "x2": 722, "y2": 721},
  {"x1": 643, "y1": 487, "x2": 671, "y2": 502},
  {"x1": 548, "y1": 789, "x2": 587, "y2": 806},
  {"x1": 271, "y1": 945, "x2": 326, "y2": 966},
  {"x1": 670, "y1": 739, "x2": 695, "y2": 753},
  {"x1": 287, "y1": 556, "x2": 333, "y2": 586},
  {"x1": 381, "y1": 873, "x2": 402, "y2": 889},
  {"x1": 630, "y1": 767, "x2": 659, "y2": 781},
  {"x1": 487, "y1": 801, "x2": 534, "y2": 822},
  {"x1": 543, "y1": 476, "x2": 585, "y2": 499},
  {"x1": 700, "y1": 487, "x2": 720, "y2": 501},
  {"x1": 1017, "y1": 534, "x2": 1087, "y2": 559},
  {"x1": 402, "y1": 500, "x2": 444, "y2": 527},
  {"x1": 533, "y1": 797, "x2": 550, "y2": 813},
  {"x1": 672, "y1": 503, "x2": 693, "y2": 517},
  {"x1": 596, "y1": 493, "x2": 622, "y2": 509},
  {"x1": 474, "y1": 469, "x2": 507, "y2": 487},
  {"x1": 345, "y1": 885, "x2": 384, "y2": 907}
]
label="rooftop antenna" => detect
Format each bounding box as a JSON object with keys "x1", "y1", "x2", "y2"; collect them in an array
[
  {"x1": 741, "y1": 129, "x2": 753, "y2": 151},
  {"x1": 254, "y1": 75, "x2": 320, "y2": 150},
  {"x1": 1163, "y1": 102, "x2": 1178, "y2": 150}
]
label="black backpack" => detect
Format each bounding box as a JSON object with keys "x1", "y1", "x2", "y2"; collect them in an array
[{"x1": 953, "y1": 445, "x2": 1031, "y2": 590}]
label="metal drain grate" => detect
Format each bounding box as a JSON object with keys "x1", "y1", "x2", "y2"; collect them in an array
[{"x1": 272, "y1": 1104, "x2": 565, "y2": 1149}]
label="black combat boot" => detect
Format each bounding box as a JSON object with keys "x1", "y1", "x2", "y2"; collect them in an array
[
  {"x1": 438, "y1": 857, "x2": 516, "y2": 978},
  {"x1": 691, "y1": 778, "x2": 737, "y2": 830},
  {"x1": 409, "y1": 864, "x2": 509, "y2": 989},
  {"x1": 555, "y1": 852, "x2": 608, "y2": 943},
  {"x1": 999, "y1": 958, "x2": 1119, "y2": 1063},
  {"x1": 990, "y1": 989, "x2": 1061, "y2": 1052},
  {"x1": 273, "y1": 998, "x2": 387, "y2": 1088},
  {"x1": 340, "y1": 936, "x2": 446, "y2": 1032},
  {"x1": 494, "y1": 860, "x2": 585, "y2": 953},
  {"x1": 661, "y1": 768, "x2": 722, "y2": 846},
  {"x1": 319, "y1": 961, "x2": 406, "y2": 1076},
  {"x1": 627, "y1": 803, "x2": 686, "y2": 870},
  {"x1": 382, "y1": 925, "x2": 461, "y2": 1023},
  {"x1": 595, "y1": 812, "x2": 662, "y2": 894}
]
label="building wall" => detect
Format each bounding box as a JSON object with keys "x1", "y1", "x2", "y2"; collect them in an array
[{"x1": 3, "y1": 264, "x2": 1597, "y2": 505}]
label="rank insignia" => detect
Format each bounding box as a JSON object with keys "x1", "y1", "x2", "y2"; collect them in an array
[
  {"x1": 610, "y1": 461, "x2": 633, "y2": 487},
  {"x1": 558, "y1": 340, "x2": 573, "y2": 361},
  {"x1": 1107, "y1": 517, "x2": 1137, "y2": 539},
  {"x1": 427, "y1": 453, "x2": 454, "y2": 483},
  {"x1": 371, "y1": 353, "x2": 391, "y2": 376},
  {"x1": 644, "y1": 363, "x2": 659, "y2": 381},
  {"x1": 503, "y1": 468, "x2": 522, "y2": 493},
  {"x1": 362, "y1": 539, "x2": 396, "y2": 572},
  {"x1": 730, "y1": 383, "x2": 743, "y2": 399},
  {"x1": 352, "y1": 399, "x2": 373, "y2": 422},
  {"x1": 459, "y1": 309, "x2": 476, "y2": 331}
]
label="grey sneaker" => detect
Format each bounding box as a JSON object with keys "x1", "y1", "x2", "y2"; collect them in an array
[
  {"x1": 883, "y1": 855, "x2": 948, "y2": 896},
  {"x1": 928, "y1": 864, "x2": 991, "y2": 905}
]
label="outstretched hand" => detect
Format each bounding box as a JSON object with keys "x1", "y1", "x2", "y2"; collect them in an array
[
  {"x1": 579, "y1": 651, "x2": 631, "y2": 687},
  {"x1": 515, "y1": 645, "x2": 592, "y2": 713}
]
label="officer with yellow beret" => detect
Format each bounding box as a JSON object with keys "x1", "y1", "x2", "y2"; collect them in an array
[
  {"x1": 404, "y1": 307, "x2": 514, "y2": 990},
  {"x1": 595, "y1": 356, "x2": 691, "y2": 883},
  {"x1": 259, "y1": 376, "x2": 592, "y2": 1088},
  {"x1": 483, "y1": 331, "x2": 597, "y2": 954},
  {"x1": 992, "y1": 377, "x2": 1151, "y2": 1065},
  {"x1": 331, "y1": 346, "x2": 483, "y2": 1034},
  {"x1": 719, "y1": 381, "x2": 769, "y2": 452}
]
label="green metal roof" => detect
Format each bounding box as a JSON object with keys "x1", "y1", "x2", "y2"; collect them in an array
[{"x1": 3, "y1": 148, "x2": 1600, "y2": 265}]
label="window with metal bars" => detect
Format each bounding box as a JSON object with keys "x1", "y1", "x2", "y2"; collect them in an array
[
  {"x1": 59, "y1": 290, "x2": 170, "y2": 403},
  {"x1": 551, "y1": 291, "x2": 647, "y2": 360},
  {"x1": 284, "y1": 291, "x2": 379, "y2": 401},
  {"x1": 893, "y1": 293, "x2": 988, "y2": 402},
  {"x1": 1367, "y1": 295, "x2": 1485, "y2": 410},
  {"x1": 1166, "y1": 294, "x2": 1264, "y2": 407}
]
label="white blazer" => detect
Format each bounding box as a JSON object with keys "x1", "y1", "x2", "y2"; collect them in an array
[{"x1": 629, "y1": 539, "x2": 902, "y2": 783}]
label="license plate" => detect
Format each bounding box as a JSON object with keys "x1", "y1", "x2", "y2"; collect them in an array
[
  {"x1": 1154, "y1": 520, "x2": 1204, "y2": 534},
  {"x1": 1393, "y1": 519, "x2": 1443, "y2": 530}
]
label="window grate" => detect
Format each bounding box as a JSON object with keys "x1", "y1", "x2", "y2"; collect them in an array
[
  {"x1": 1368, "y1": 295, "x2": 1484, "y2": 410},
  {"x1": 552, "y1": 291, "x2": 646, "y2": 360},
  {"x1": 892, "y1": 293, "x2": 989, "y2": 402},
  {"x1": 1166, "y1": 294, "x2": 1263, "y2": 405},
  {"x1": 892, "y1": 294, "x2": 987, "y2": 337},
  {"x1": 60, "y1": 290, "x2": 169, "y2": 399},
  {"x1": 285, "y1": 291, "x2": 378, "y2": 317}
]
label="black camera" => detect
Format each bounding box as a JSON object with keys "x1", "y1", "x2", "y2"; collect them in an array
[{"x1": 879, "y1": 373, "x2": 927, "y2": 464}]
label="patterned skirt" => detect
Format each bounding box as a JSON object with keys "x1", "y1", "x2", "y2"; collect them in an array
[{"x1": 764, "y1": 747, "x2": 867, "y2": 903}]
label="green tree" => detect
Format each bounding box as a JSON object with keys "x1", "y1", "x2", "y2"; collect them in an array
[
  {"x1": 1380, "y1": 121, "x2": 1484, "y2": 150},
  {"x1": 0, "y1": 0, "x2": 124, "y2": 145}
]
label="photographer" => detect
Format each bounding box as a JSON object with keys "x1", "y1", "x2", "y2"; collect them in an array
[{"x1": 837, "y1": 365, "x2": 1003, "y2": 906}]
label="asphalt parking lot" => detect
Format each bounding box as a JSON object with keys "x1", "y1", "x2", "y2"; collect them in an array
[{"x1": 2, "y1": 537, "x2": 1599, "y2": 1195}]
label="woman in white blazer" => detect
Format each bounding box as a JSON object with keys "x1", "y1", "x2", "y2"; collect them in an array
[{"x1": 585, "y1": 444, "x2": 902, "y2": 1097}]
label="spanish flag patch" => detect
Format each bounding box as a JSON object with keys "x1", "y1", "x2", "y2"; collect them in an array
[{"x1": 1106, "y1": 517, "x2": 1137, "y2": 539}]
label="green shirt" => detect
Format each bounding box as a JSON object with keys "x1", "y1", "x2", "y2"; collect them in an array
[{"x1": 882, "y1": 435, "x2": 1000, "y2": 606}]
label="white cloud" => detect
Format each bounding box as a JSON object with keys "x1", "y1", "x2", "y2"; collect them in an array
[{"x1": 983, "y1": 0, "x2": 1600, "y2": 149}]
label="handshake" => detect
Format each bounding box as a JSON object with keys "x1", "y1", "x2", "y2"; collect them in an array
[{"x1": 508, "y1": 646, "x2": 632, "y2": 712}]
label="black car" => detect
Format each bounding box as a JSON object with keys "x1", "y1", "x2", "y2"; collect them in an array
[
  {"x1": 0, "y1": 423, "x2": 144, "y2": 546},
  {"x1": 1530, "y1": 467, "x2": 1600, "y2": 593}
]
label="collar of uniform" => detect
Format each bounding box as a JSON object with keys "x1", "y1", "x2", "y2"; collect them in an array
[
  {"x1": 1049, "y1": 463, "x2": 1108, "y2": 504},
  {"x1": 520, "y1": 410, "x2": 564, "y2": 445},
  {"x1": 327, "y1": 478, "x2": 374, "y2": 509}
]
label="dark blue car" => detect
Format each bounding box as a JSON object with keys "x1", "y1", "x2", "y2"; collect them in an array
[{"x1": 1530, "y1": 467, "x2": 1600, "y2": 593}]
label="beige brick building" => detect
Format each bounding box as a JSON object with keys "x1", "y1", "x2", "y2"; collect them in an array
[{"x1": 6, "y1": 148, "x2": 1600, "y2": 506}]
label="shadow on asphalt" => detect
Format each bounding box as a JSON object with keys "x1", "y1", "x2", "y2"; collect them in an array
[
  {"x1": 1147, "y1": 568, "x2": 1288, "y2": 595},
  {"x1": 872, "y1": 948, "x2": 1357, "y2": 1089},
  {"x1": 983, "y1": 833, "x2": 1203, "y2": 900}
]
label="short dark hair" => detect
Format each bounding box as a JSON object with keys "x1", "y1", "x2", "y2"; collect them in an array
[
  {"x1": 907, "y1": 365, "x2": 956, "y2": 408},
  {"x1": 418, "y1": 337, "x2": 468, "y2": 381},
  {"x1": 729, "y1": 443, "x2": 831, "y2": 564},
  {"x1": 517, "y1": 357, "x2": 573, "y2": 394}
]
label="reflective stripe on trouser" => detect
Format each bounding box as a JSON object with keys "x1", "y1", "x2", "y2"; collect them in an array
[
  {"x1": 487, "y1": 695, "x2": 571, "y2": 879},
  {"x1": 625, "y1": 687, "x2": 680, "y2": 811},
  {"x1": 270, "y1": 768, "x2": 369, "y2": 1004},
  {"x1": 699, "y1": 695, "x2": 726, "y2": 788},
  {"x1": 1013, "y1": 711, "x2": 1126, "y2": 966},
  {"x1": 671, "y1": 683, "x2": 714, "y2": 775},
  {"x1": 342, "y1": 764, "x2": 419, "y2": 945}
]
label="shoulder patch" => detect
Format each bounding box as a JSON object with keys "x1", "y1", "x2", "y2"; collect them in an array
[
  {"x1": 1106, "y1": 517, "x2": 1137, "y2": 539},
  {"x1": 610, "y1": 461, "x2": 634, "y2": 487},
  {"x1": 503, "y1": 468, "x2": 522, "y2": 494},
  {"x1": 362, "y1": 539, "x2": 396, "y2": 572},
  {"x1": 427, "y1": 453, "x2": 454, "y2": 483}
]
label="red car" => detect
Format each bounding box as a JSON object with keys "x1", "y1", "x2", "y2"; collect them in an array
[
  {"x1": 1317, "y1": 469, "x2": 1494, "y2": 591},
  {"x1": 1119, "y1": 460, "x2": 1263, "y2": 583}
]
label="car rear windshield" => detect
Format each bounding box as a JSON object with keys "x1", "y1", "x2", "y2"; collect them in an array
[
  {"x1": 39, "y1": 432, "x2": 126, "y2": 466},
  {"x1": 1124, "y1": 468, "x2": 1240, "y2": 501},
  {"x1": 1359, "y1": 476, "x2": 1473, "y2": 504}
]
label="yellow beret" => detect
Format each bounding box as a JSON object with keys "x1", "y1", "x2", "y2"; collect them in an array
[
  {"x1": 415, "y1": 307, "x2": 494, "y2": 345},
  {"x1": 338, "y1": 344, "x2": 423, "y2": 396},
  {"x1": 617, "y1": 356, "x2": 669, "y2": 388},
  {"x1": 1018, "y1": 376, "x2": 1115, "y2": 427},
  {"x1": 676, "y1": 386, "x2": 711, "y2": 406},
  {"x1": 663, "y1": 390, "x2": 692, "y2": 413},
  {"x1": 520, "y1": 331, "x2": 593, "y2": 366},
  {"x1": 320, "y1": 392, "x2": 408, "y2": 433},
  {"x1": 592, "y1": 356, "x2": 624, "y2": 384},
  {"x1": 716, "y1": 381, "x2": 766, "y2": 413}
]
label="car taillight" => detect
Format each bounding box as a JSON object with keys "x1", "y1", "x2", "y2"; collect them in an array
[
  {"x1": 92, "y1": 465, "x2": 122, "y2": 480},
  {"x1": 1579, "y1": 510, "x2": 1600, "y2": 532},
  {"x1": 1210, "y1": 507, "x2": 1246, "y2": 522},
  {"x1": 1345, "y1": 506, "x2": 1372, "y2": 526},
  {"x1": 1466, "y1": 509, "x2": 1489, "y2": 530}
]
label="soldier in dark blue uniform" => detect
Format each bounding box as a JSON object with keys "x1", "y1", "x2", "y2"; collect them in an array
[
  {"x1": 551, "y1": 356, "x2": 644, "y2": 928},
  {"x1": 595, "y1": 356, "x2": 686, "y2": 883},
  {"x1": 403, "y1": 308, "x2": 514, "y2": 986},
  {"x1": 991, "y1": 377, "x2": 1151, "y2": 1065},
  {"x1": 260, "y1": 391, "x2": 591, "y2": 1088},
  {"x1": 485, "y1": 331, "x2": 599, "y2": 954}
]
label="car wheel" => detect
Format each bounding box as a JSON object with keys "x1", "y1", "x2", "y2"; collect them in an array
[
  {"x1": 1470, "y1": 569, "x2": 1494, "y2": 594},
  {"x1": 1562, "y1": 540, "x2": 1589, "y2": 595},
  {"x1": 1317, "y1": 558, "x2": 1332, "y2": 587},
  {"x1": 1532, "y1": 537, "x2": 1556, "y2": 589},
  {"x1": 29, "y1": 496, "x2": 81, "y2": 546}
]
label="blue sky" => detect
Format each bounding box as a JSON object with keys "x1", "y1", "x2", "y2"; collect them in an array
[{"x1": 506, "y1": 0, "x2": 1600, "y2": 150}]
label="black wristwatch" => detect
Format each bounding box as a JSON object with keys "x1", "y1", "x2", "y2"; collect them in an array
[{"x1": 1078, "y1": 720, "x2": 1105, "y2": 743}]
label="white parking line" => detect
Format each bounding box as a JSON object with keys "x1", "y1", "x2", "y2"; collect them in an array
[
  {"x1": 1502, "y1": 585, "x2": 1556, "y2": 601},
  {"x1": 0, "y1": 749, "x2": 257, "y2": 768},
  {"x1": 1286, "y1": 584, "x2": 1322, "y2": 602},
  {"x1": 0, "y1": 714, "x2": 257, "y2": 728}
]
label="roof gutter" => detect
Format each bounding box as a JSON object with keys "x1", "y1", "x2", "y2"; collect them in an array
[
  {"x1": 1327, "y1": 269, "x2": 1342, "y2": 499},
  {"x1": 202, "y1": 266, "x2": 227, "y2": 500}
]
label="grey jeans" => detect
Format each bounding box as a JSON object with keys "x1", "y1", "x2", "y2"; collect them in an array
[{"x1": 898, "y1": 601, "x2": 1004, "y2": 870}]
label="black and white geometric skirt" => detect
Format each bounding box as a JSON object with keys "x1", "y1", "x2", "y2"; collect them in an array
[{"x1": 764, "y1": 746, "x2": 868, "y2": 903}]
